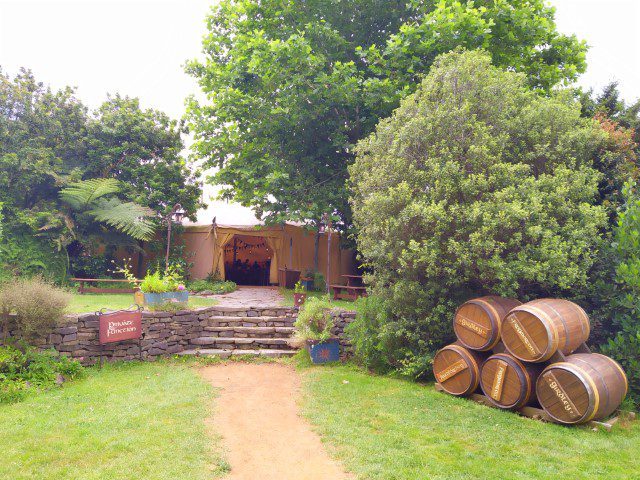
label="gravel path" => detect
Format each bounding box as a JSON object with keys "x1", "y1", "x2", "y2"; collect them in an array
[{"x1": 200, "y1": 363, "x2": 352, "y2": 480}]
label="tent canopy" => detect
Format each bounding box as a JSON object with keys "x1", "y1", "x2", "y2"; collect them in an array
[{"x1": 180, "y1": 223, "x2": 354, "y2": 285}]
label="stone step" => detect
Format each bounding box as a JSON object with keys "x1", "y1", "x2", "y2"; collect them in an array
[
  {"x1": 204, "y1": 316, "x2": 296, "y2": 327},
  {"x1": 190, "y1": 337, "x2": 296, "y2": 350},
  {"x1": 202, "y1": 326, "x2": 295, "y2": 338},
  {"x1": 178, "y1": 348, "x2": 297, "y2": 358}
]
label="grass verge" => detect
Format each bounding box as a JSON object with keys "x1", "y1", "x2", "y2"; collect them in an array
[
  {"x1": 66, "y1": 293, "x2": 218, "y2": 314},
  {"x1": 301, "y1": 363, "x2": 640, "y2": 480},
  {"x1": 0, "y1": 361, "x2": 226, "y2": 479}
]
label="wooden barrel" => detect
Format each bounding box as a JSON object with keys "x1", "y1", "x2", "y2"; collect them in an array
[
  {"x1": 453, "y1": 296, "x2": 522, "y2": 351},
  {"x1": 501, "y1": 299, "x2": 590, "y2": 362},
  {"x1": 433, "y1": 344, "x2": 486, "y2": 396},
  {"x1": 480, "y1": 353, "x2": 541, "y2": 410},
  {"x1": 536, "y1": 354, "x2": 627, "y2": 424}
]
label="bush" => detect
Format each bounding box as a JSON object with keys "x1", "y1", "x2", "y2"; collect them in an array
[
  {"x1": 0, "y1": 277, "x2": 71, "y2": 340},
  {"x1": 293, "y1": 297, "x2": 335, "y2": 345},
  {"x1": 312, "y1": 272, "x2": 326, "y2": 292},
  {"x1": 138, "y1": 266, "x2": 186, "y2": 294},
  {"x1": 345, "y1": 296, "x2": 399, "y2": 373},
  {"x1": 349, "y1": 50, "x2": 608, "y2": 378},
  {"x1": 0, "y1": 344, "x2": 83, "y2": 403},
  {"x1": 594, "y1": 182, "x2": 640, "y2": 405},
  {"x1": 188, "y1": 279, "x2": 237, "y2": 294}
]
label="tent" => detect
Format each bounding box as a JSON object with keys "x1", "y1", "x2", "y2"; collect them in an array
[{"x1": 178, "y1": 188, "x2": 356, "y2": 285}]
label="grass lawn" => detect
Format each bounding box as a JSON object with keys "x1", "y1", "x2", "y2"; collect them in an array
[
  {"x1": 0, "y1": 361, "x2": 227, "y2": 480},
  {"x1": 301, "y1": 363, "x2": 640, "y2": 480},
  {"x1": 280, "y1": 288, "x2": 357, "y2": 311},
  {"x1": 66, "y1": 293, "x2": 219, "y2": 314}
]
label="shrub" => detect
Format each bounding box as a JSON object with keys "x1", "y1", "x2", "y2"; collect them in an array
[
  {"x1": 349, "y1": 50, "x2": 608, "y2": 378},
  {"x1": 293, "y1": 297, "x2": 335, "y2": 345},
  {"x1": 595, "y1": 182, "x2": 640, "y2": 404},
  {"x1": 312, "y1": 272, "x2": 326, "y2": 292},
  {"x1": 138, "y1": 266, "x2": 186, "y2": 294},
  {"x1": 188, "y1": 279, "x2": 237, "y2": 294},
  {"x1": 345, "y1": 296, "x2": 400, "y2": 373},
  {"x1": 0, "y1": 277, "x2": 71, "y2": 340},
  {"x1": 0, "y1": 344, "x2": 83, "y2": 403}
]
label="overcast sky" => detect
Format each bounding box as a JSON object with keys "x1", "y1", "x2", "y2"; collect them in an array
[{"x1": 0, "y1": 0, "x2": 638, "y2": 120}]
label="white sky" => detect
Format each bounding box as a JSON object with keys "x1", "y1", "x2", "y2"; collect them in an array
[{"x1": 0, "y1": 0, "x2": 639, "y2": 120}]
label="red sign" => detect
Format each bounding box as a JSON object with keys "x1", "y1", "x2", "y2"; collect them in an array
[{"x1": 99, "y1": 310, "x2": 142, "y2": 344}]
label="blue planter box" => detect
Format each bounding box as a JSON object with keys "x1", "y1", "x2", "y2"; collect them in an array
[
  {"x1": 307, "y1": 338, "x2": 340, "y2": 364},
  {"x1": 300, "y1": 278, "x2": 314, "y2": 291},
  {"x1": 143, "y1": 291, "x2": 189, "y2": 306}
]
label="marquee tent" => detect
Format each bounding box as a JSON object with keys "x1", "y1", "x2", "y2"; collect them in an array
[{"x1": 178, "y1": 187, "x2": 356, "y2": 285}]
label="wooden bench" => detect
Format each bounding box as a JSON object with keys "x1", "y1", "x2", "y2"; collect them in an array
[
  {"x1": 330, "y1": 285, "x2": 367, "y2": 301},
  {"x1": 71, "y1": 278, "x2": 141, "y2": 294}
]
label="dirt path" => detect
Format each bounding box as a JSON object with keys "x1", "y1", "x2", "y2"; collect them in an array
[{"x1": 200, "y1": 363, "x2": 352, "y2": 480}]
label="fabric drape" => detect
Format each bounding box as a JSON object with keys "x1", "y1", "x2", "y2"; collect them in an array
[
  {"x1": 264, "y1": 236, "x2": 283, "y2": 284},
  {"x1": 212, "y1": 229, "x2": 235, "y2": 280}
]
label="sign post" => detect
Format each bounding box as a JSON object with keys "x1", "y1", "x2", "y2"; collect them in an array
[{"x1": 97, "y1": 307, "x2": 143, "y2": 367}]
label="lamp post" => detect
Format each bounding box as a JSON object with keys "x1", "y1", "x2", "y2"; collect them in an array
[
  {"x1": 322, "y1": 213, "x2": 333, "y2": 296},
  {"x1": 165, "y1": 203, "x2": 185, "y2": 270}
]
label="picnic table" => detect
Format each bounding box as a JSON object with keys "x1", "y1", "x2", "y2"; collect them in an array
[
  {"x1": 330, "y1": 275, "x2": 367, "y2": 301},
  {"x1": 71, "y1": 278, "x2": 141, "y2": 294}
]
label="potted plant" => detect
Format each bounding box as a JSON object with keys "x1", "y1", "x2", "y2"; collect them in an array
[
  {"x1": 293, "y1": 280, "x2": 307, "y2": 307},
  {"x1": 300, "y1": 269, "x2": 314, "y2": 291},
  {"x1": 116, "y1": 261, "x2": 188, "y2": 307},
  {"x1": 292, "y1": 297, "x2": 340, "y2": 364},
  {"x1": 139, "y1": 267, "x2": 188, "y2": 307}
]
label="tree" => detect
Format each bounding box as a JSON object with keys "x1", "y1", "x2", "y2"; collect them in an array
[
  {"x1": 86, "y1": 95, "x2": 202, "y2": 218},
  {"x1": 0, "y1": 69, "x2": 202, "y2": 279},
  {"x1": 349, "y1": 50, "x2": 606, "y2": 377},
  {"x1": 187, "y1": 0, "x2": 587, "y2": 243}
]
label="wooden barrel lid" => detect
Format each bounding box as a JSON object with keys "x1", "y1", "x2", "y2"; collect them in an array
[
  {"x1": 536, "y1": 364, "x2": 595, "y2": 424},
  {"x1": 502, "y1": 306, "x2": 556, "y2": 362},
  {"x1": 453, "y1": 297, "x2": 501, "y2": 351},
  {"x1": 480, "y1": 354, "x2": 532, "y2": 409},
  {"x1": 433, "y1": 345, "x2": 479, "y2": 396}
]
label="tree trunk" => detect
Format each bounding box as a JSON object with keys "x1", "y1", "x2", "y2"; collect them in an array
[{"x1": 313, "y1": 226, "x2": 321, "y2": 272}]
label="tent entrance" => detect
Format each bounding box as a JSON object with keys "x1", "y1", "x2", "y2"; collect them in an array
[{"x1": 223, "y1": 235, "x2": 272, "y2": 286}]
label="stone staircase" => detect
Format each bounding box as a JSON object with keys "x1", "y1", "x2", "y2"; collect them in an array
[{"x1": 179, "y1": 306, "x2": 298, "y2": 358}]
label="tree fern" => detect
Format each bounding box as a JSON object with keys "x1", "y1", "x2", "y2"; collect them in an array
[
  {"x1": 59, "y1": 178, "x2": 121, "y2": 209},
  {"x1": 87, "y1": 199, "x2": 156, "y2": 241},
  {"x1": 59, "y1": 179, "x2": 157, "y2": 241}
]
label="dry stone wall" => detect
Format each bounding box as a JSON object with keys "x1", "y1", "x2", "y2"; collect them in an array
[{"x1": 1, "y1": 306, "x2": 355, "y2": 363}]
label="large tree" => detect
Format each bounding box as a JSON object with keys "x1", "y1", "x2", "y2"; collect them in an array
[
  {"x1": 187, "y1": 0, "x2": 587, "y2": 242},
  {"x1": 348, "y1": 50, "x2": 607, "y2": 376},
  {"x1": 0, "y1": 69, "x2": 202, "y2": 279}
]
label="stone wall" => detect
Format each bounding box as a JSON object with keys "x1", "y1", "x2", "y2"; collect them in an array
[{"x1": 0, "y1": 306, "x2": 356, "y2": 363}]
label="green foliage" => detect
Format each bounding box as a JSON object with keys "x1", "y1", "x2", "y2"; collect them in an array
[
  {"x1": 596, "y1": 182, "x2": 640, "y2": 404},
  {"x1": 187, "y1": 279, "x2": 236, "y2": 294},
  {"x1": 187, "y1": 0, "x2": 586, "y2": 234},
  {"x1": 139, "y1": 266, "x2": 185, "y2": 294},
  {"x1": 0, "y1": 69, "x2": 201, "y2": 278},
  {"x1": 0, "y1": 344, "x2": 83, "y2": 403},
  {"x1": 0, "y1": 277, "x2": 71, "y2": 340},
  {"x1": 293, "y1": 281, "x2": 306, "y2": 294},
  {"x1": 294, "y1": 297, "x2": 335, "y2": 344},
  {"x1": 349, "y1": 50, "x2": 607, "y2": 378},
  {"x1": 60, "y1": 179, "x2": 157, "y2": 241},
  {"x1": 345, "y1": 296, "x2": 398, "y2": 373},
  {"x1": 312, "y1": 272, "x2": 326, "y2": 293},
  {"x1": 0, "y1": 233, "x2": 67, "y2": 282}
]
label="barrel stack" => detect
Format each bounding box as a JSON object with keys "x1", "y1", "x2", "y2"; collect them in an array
[{"x1": 434, "y1": 296, "x2": 628, "y2": 426}]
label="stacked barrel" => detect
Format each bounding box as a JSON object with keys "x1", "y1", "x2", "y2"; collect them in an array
[{"x1": 433, "y1": 296, "x2": 628, "y2": 425}]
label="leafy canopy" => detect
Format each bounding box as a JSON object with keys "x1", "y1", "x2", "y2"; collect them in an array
[
  {"x1": 349, "y1": 50, "x2": 606, "y2": 377},
  {"x1": 187, "y1": 0, "x2": 587, "y2": 232}
]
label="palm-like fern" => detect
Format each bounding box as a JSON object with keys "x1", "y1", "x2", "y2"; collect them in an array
[{"x1": 60, "y1": 179, "x2": 156, "y2": 241}]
